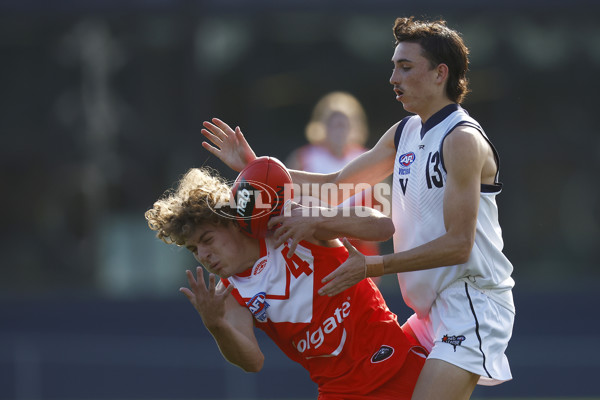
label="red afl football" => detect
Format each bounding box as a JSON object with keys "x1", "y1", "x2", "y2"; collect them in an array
[{"x1": 231, "y1": 156, "x2": 294, "y2": 238}]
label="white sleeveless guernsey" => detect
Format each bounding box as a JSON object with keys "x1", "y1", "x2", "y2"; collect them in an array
[{"x1": 392, "y1": 104, "x2": 515, "y2": 319}]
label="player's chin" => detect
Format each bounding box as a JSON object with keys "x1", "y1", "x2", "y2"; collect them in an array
[
  {"x1": 215, "y1": 271, "x2": 230, "y2": 279},
  {"x1": 207, "y1": 264, "x2": 226, "y2": 278},
  {"x1": 400, "y1": 101, "x2": 414, "y2": 113}
]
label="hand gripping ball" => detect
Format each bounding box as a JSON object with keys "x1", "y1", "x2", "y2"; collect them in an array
[{"x1": 231, "y1": 156, "x2": 294, "y2": 238}]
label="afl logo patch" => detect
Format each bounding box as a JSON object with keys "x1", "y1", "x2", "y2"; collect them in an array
[
  {"x1": 371, "y1": 345, "x2": 394, "y2": 363},
  {"x1": 247, "y1": 292, "x2": 270, "y2": 322},
  {"x1": 399, "y1": 152, "x2": 416, "y2": 167}
]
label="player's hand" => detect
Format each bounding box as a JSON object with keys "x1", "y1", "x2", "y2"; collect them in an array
[
  {"x1": 268, "y1": 201, "x2": 320, "y2": 258},
  {"x1": 201, "y1": 118, "x2": 257, "y2": 172},
  {"x1": 180, "y1": 266, "x2": 234, "y2": 330},
  {"x1": 318, "y1": 238, "x2": 365, "y2": 296}
]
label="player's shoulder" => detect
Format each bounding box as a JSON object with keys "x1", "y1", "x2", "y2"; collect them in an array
[
  {"x1": 444, "y1": 126, "x2": 486, "y2": 155},
  {"x1": 376, "y1": 118, "x2": 412, "y2": 151},
  {"x1": 448, "y1": 123, "x2": 481, "y2": 138},
  {"x1": 446, "y1": 121, "x2": 489, "y2": 149},
  {"x1": 443, "y1": 125, "x2": 493, "y2": 173}
]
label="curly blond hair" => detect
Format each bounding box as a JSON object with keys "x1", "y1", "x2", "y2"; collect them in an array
[{"x1": 145, "y1": 167, "x2": 233, "y2": 247}]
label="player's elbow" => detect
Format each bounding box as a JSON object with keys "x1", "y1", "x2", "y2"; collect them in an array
[
  {"x1": 452, "y1": 236, "x2": 474, "y2": 265},
  {"x1": 241, "y1": 355, "x2": 264, "y2": 373},
  {"x1": 374, "y1": 217, "x2": 395, "y2": 241},
  {"x1": 455, "y1": 250, "x2": 471, "y2": 265},
  {"x1": 242, "y1": 364, "x2": 262, "y2": 373}
]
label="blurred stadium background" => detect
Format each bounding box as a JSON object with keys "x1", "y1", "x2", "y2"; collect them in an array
[{"x1": 1, "y1": 0, "x2": 599, "y2": 398}]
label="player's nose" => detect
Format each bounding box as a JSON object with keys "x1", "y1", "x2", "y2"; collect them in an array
[
  {"x1": 389, "y1": 68, "x2": 402, "y2": 85},
  {"x1": 195, "y1": 246, "x2": 211, "y2": 263}
]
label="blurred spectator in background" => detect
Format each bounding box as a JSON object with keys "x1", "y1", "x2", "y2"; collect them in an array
[
  {"x1": 286, "y1": 91, "x2": 368, "y2": 174},
  {"x1": 286, "y1": 91, "x2": 381, "y2": 259}
]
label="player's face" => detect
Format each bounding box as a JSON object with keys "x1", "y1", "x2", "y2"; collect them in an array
[
  {"x1": 389, "y1": 42, "x2": 440, "y2": 116},
  {"x1": 185, "y1": 222, "x2": 258, "y2": 278}
]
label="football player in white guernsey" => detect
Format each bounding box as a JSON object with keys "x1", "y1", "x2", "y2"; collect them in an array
[
  {"x1": 145, "y1": 167, "x2": 428, "y2": 399},
  {"x1": 199, "y1": 16, "x2": 515, "y2": 400}
]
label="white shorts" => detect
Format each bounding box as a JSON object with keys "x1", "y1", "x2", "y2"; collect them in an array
[{"x1": 406, "y1": 279, "x2": 515, "y2": 386}]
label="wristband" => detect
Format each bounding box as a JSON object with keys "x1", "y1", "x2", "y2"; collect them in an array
[{"x1": 365, "y1": 255, "x2": 384, "y2": 278}]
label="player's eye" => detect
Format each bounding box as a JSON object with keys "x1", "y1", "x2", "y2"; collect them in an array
[{"x1": 186, "y1": 245, "x2": 197, "y2": 253}]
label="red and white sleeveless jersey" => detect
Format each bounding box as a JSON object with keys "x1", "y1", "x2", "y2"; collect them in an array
[{"x1": 222, "y1": 238, "x2": 423, "y2": 396}]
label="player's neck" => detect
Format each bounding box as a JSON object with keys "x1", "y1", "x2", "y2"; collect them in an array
[
  {"x1": 234, "y1": 230, "x2": 262, "y2": 274},
  {"x1": 419, "y1": 99, "x2": 455, "y2": 124}
]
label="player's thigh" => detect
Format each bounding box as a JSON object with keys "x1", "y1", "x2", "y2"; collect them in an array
[{"x1": 411, "y1": 358, "x2": 479, "y2": 400}]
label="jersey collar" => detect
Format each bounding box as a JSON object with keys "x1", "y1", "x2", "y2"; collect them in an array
[{"x1": 420, "y1": 103, "x2": 461, "y2": 139}]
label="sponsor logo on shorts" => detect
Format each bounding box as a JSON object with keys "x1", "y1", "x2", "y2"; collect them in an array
[
  {"x1": 442, "y1": 334, "x2": 465, "y2": 352},
  {"x1": 370, "y1": 345, "x2": 394, "y2": 363}
]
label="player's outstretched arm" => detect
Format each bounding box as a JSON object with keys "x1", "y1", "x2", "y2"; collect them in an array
[
  {"x1": 201, "y1": 118, "x2": 257, "y2": 172},
  {"x1": 180, "y1": 267, "x2": 264, "y2": 372},
  {"x1": 268, "y1": 198, "x2": 394, "y2": 258},
  {"x1": 286, "y1": 122, "x2": 399, "y2": 202}
]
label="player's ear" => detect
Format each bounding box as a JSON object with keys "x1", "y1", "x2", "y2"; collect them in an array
[{"x1": 435, "y1": 63, "x2": 449, "y2": 83}]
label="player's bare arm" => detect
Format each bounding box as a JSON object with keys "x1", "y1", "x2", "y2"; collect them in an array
[
  {"x1": 201, "y1": 117, "x2": 398, "y2": 203},
  {"x1": 268, "y1": 197, "x2": 394, "y2": 256},
  {"x1": 289, "y1": 122, "x2": 399, "y2": 202},
  {"x1": 319, "y1": 125, "x2": 490, "y2": 296},
  {"x1": 180, "y1": 266, "x2": 264, "y2": 372}
]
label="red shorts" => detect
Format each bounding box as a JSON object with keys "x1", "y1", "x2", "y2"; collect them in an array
[{"x1": 317, "y1": 347, "x2": 426, "y2": 400}]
